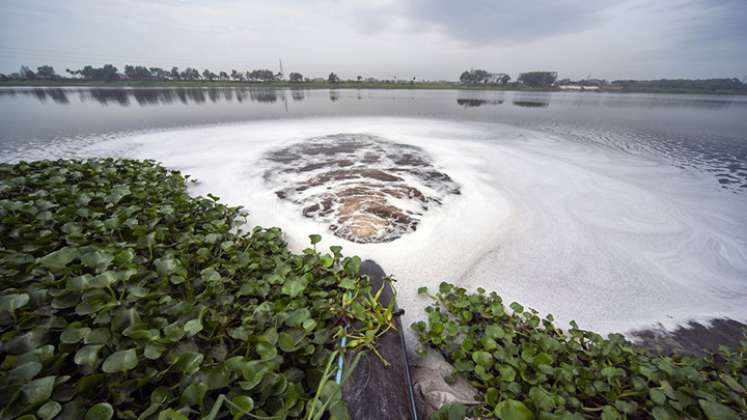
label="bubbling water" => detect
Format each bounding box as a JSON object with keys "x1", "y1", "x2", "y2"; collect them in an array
[{"x1": 263, "y1": 133, "x2": 460, "y2": 243}]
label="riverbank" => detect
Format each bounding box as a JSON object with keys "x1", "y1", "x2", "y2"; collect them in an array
[{"x1": 3, "y1": 79, "x2": 747, "y2": 95}]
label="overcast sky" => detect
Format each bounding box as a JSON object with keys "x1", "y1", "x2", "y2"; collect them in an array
[{"x1": 1, "y1": 0, "x2": 745, "y2": 81}]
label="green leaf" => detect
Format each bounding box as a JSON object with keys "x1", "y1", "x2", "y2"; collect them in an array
[
  {"x1": 184, "y1": 318, "x2": 203, "y2": 337},
  {"x1": 486, "y1": 387, "x2": 499, "y2": 406},
  {"x1": 472, "y1": 351, "x2": 493, "y2": 368},
  {"x1": 22, "y1": 375, "x2": 56, "y2": 404},
  {"x1": 60, "y1": 325, "x2": 91, "y2": 344},
  {"x1": 719, "y1": 373, "x2": 745, "y2": 393},
  {"x1": 320, "y1": 254, "x2": 334, "y2": 268},
  {"x1": 9, "y1": 361, "x2": 42, "y2": 382},
  {"x1": 485, "y1": 324, "x2": 505, "y2": 339},
  {"x1": 309, "y1": 234, "x2": 321, "y2": 245},
  {"x1": 180, "y1": 383, "x2": 207, "y2": 407},
  {"x1": 282, "y1": 277, "x2": 307, "y2": 297},
  {"x1": 74, "y1": 345, "x2": 103, "y2": 368},
  {"x1": 509, "y1": 302, "x2": 524, "y2": 314},
  {"x1": 90, "y1": 271, "x2": 118, "y2": 288},
  {"x1": 80, "y1": 250, "x2": 113, "y2": 272},
  {"x1": 158, "y1": 409, "x2": 188, "y2": 420},
  {"x1": 102, "y1": 348, "x2": 138, "y2": 373},
  {"x1": 39, "y1": 247, "x2": 78, "y2": 271},
  {"x1": 0, "y1": 293, "x2": 30, "y2": 312},
  {"x1": 649, "y1": 388, "x2": 666, "y2": 405},
  {"x1": 172, "y1": 352, "x2": 204, "y2": 374},
  {"x1": 494, "y1": 399, "x2": 533, "y2": 420},
  {"x1": 651, "y1": 406, "x2": 676, "y2": 420},
  {"x1": 339, "y1": 277, "x2": 357, "y2": 289},
  {"x1": 154, "y1": 256, "x2": 181, "y2": 276},
  {"x1": 417, "y1": 286, "x2": 428, "y2": 295},
  {"x1": 229, "y1": 395, "x2": 254, "y2": 416},
  {"x1": 601, "y1": 406, "x2": 621, "y2": 420},
  {"x1": 85, "y1": 403, "x2": 113, "y2": 420},
  {"x1": 698, "y1": 399, "x2": 739, "y2": 420},
  {"x1": 38, "y1": 400, "x2": 62, "y2": 420}
]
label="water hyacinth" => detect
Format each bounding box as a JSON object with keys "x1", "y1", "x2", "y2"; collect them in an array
[
  {"x1": 414, "y1": 283, "x2": 746, "y2": 420},
  {"x1": 0, "y1": 159, "x2": 395, "y2": 419}
]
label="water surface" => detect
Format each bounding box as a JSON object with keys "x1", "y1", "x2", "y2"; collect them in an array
[{"x1": 1, "y1": 87, "x2": 746, "y2": 338}]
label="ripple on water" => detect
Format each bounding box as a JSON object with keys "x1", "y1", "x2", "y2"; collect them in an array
[{"x1": 262, "y1": 133, "x2": 460, "y2": 243}]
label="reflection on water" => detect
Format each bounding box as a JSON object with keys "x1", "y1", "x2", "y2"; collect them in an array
[
  {"x1": 0, "y1": 87, "x2": 294, "y2": 105},
  {"x1": 456, "y1": 98, "x2": 504, "y2": 107},
  {"x1": 513, "y1": 100, "x2": 549, "y2": 108},
  {"x1": 1, "y1": 87, "x2": 746, "y2": 193},
  {"x1": 512, "y1": 93, "x2": 551, "y2": 108},
  {"x1": 291, "y1": 89, "x2": 305, "y2": 101}
]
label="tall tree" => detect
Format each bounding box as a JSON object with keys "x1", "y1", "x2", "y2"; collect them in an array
[
  {"x1": 328, "y1": 72, "x2": 340, "y2": 83},
  {"x1": 518, "y1": 71, "x2": 558, "y2": 86},
  {"x1": 35, "y1": 65, "x2": 57, "y2": 79},
  {"x1": 19, "y1": 66, "x2": 36, "y2": 80},
  {"x1": 170, "y1": 67, "x2": 180, "y2": 80},
  {"x1": 289, "y1": 72, "x2": 304, "y2": 82}
]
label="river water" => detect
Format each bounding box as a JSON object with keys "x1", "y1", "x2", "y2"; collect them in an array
[{"x1": 1, "y1": 86, "x2": 746, "y2": 343}]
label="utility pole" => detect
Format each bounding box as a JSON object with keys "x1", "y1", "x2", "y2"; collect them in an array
[{"x1": 278, "y1": 59, "x2": 284, "y2": 80}]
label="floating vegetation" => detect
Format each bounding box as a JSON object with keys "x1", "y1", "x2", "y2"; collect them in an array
[
  {"x1": 263, "y1": 134, "x2": 460, "y2": 243},
  {"x1": 414, "y1": 283, "x2": 747, "y2": 420},
  {"x1": 0, "y1": 159, "x2": 396, "y2": 419}
]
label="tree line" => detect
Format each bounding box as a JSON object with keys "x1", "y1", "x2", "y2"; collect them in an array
[
  {"x1": 460, "y1": 69, "x2": 558, "y2": 86},
  {"x1": 0, "y1": 64, "x2": 309, "y2": 83},
  {"x1": 458, "y1": 69, "x2": 746, "y2": 91}
]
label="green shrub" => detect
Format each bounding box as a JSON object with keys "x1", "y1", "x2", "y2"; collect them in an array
[
  {"x1": 0, "y1": 159, "x2": 394, "y2": 419},
  {"x1": 413, "y1": 283, "x2": 746, "y2": 419}
]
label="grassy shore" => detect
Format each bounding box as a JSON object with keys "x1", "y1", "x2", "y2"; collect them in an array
[
  {"x1": 2, "y1": 79, "x2": 747, "y2": 95},
  {"x1": 0, "y1": 79, "x2": 525, "y2": 90}
]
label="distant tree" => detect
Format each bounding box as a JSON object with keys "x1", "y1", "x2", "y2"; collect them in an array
[
  {"x1": 0, "y1": 73, "x2": 7, "y2": 81},
  {"x1": 289, "y1": 72, "x2": 304, "y2": 82},
  {"x1": 518, "y1": 71, "x2": 558, "y2": 86},
  {"x1": 202, "y1": 69, "x2": 214, "y2": 81},
  {"x1": 170, "y1": 67, "x2": 180, "y2": 80},
  {"x1": 495, "y1": 73, "x2": 511, "y2": 85},
  {"x1": 356, "y1": 75, "x2": 362, "y2": 82},
  {"x1": 248, "y1": 69, "x2": 276, "y2": 82},
  {"x1": 36, "y1": 65, "x2": 57, "y2": 80},
  {"x1": 231, "y1": 70, "x2": 240, "y2": 81},
  {"x1": 124, "y1": 65, "x2": 152, "y2": 80},
  {"x1": 328, "y1": 72, "x2": 340, "y2": 83},
  {"x1": 19, "y1": 66, "x2": 36, "y2": 80},
  {"x1": 459, "y1": 69, "x2": 492, "y2": 84},
  {"x1": 66, "y1": 64, "x2": 119, "y2": 81},
  {"x1": 220, "y1": 71, "x2": 229, "y2": 81},
  {"x1": 149, "y1": 67, "x2": 168, "y2": 80},
  {"x1": 180, "y1": 67, "x2": 200, "y2": 81}
]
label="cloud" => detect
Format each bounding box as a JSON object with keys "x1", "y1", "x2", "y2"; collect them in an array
[
  {"x1": 401, "y1": 0, "x2": 619, "y2": 44},
  {"x1": 0, "y1": 0, "x2": 745, "y2": 80}
]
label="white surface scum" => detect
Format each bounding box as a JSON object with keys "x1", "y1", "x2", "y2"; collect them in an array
[{"x1": 8, "y1": 117, "x2": 747, "y2": 348}]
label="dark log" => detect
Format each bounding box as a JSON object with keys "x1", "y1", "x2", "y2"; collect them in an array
[{"x1": 342, "y1": 260, "x2": 418, "y2": 420}]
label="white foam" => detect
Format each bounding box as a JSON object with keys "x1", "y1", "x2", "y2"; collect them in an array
[{"x1": 10, "y1": 117, "x2": 747, "y2": 346}]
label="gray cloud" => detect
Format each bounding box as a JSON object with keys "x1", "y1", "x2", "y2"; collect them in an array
[
  {"x1": 0, "y1": 0, "x2": 745, "y2": 80},
  {"x1": 401, "y1": 0, "x2": 618, "y2": 44}
]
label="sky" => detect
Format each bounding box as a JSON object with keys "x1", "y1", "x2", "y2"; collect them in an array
[{"x1": 1, "y1": 0, "x2": 746, "y2": 81}]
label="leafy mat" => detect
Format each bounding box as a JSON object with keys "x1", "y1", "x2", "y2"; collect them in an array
[
  {"x1": 414, "y1": 283, "x2": 746, "y2": 419},
  {"x1": 0, "y1": 159, "x2": 394, "y2": 420}
]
